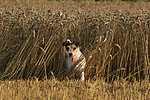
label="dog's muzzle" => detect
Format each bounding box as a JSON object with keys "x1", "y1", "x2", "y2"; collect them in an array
[
  {"x1": 69, "y1": 53, "x2": 74, "y2": 62},
  {"x1": 69, "y1": 53, "x2": 72, "y2": 57}
]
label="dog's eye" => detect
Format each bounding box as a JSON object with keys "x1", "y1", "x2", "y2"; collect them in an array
[
  {"x1": 66, "y1": 47, "x2": 69, "y2": 51},
  {"x1": 73, "y1": 47, "x2": 76, "y2": 50}
]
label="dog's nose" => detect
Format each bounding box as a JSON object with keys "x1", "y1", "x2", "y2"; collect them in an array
[{"x1": 69, "y1": 53, "x2": 72, "y2": 57}]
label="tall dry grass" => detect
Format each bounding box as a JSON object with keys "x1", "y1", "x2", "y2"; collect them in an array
[
  {"x1": 0, "y1": 0, "x2": 150, "y2": 100},
  {"x1": 0, "y1": 0, "x2": 149, "y2": 82}
]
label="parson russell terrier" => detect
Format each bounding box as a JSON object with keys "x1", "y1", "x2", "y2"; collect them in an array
[{"x1": 62, "y1": 39, "x2": 86, "y2": 81}]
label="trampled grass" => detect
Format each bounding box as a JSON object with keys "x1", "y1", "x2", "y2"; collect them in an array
[
  {"x1": 0, "y1": 0, "x2": 150, "y2": 99},
  {"x1": 0, "y1": 78, "x2": 150, "y2": 100}
]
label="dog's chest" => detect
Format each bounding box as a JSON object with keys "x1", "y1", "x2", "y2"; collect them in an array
[
  {"x1": 66, "y1": 58, "x2": 76, "y2": 68},
  {"x1": 66, "y1": 55, "x2": 86, "y2": 69}
]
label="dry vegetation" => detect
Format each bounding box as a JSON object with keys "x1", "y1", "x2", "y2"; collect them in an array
[
  {"x1": 0, "y1": 0, "x2": 150, "y2": 99},
  {"x1": 0, "y1": 79, "x2": 149, "y2": 100}
]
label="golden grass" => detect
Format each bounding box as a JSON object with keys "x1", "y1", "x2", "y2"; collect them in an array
[
  {"x1": 0, "y1": 78, "x2": 150, "y2": 100},
  {"x1": 0, "y1": 0, "x2": 149, "y2": 81},
  {"x1": 0, "y1": 0, "x2": 150, "y2": 99}
]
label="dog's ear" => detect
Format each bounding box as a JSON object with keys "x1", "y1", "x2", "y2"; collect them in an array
[
  {"x1": 62, "y1": 41, "x2": 66, "y2": 46},
  {"x1": 62, "y1": 41, "x2": 69, "y2": 46},
  {"x1": 74, "y1": 41, "x2": 80, "y2": 46}
]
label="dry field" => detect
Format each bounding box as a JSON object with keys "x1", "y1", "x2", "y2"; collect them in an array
[
  {"x1": 0, "y1": 78, "x2": 149, "y2": 100},
  {"x1": 0, "y1": 0, "x2": 150, "y2": 99}
]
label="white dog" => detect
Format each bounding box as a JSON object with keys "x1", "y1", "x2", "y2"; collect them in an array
[{"x1": 63, "y1": 39, "x2": 86, "y2": 81}]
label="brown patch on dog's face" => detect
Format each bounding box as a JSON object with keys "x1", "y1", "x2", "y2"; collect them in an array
[
  {"x1": 62, "y1": 40, "x2": 80, "y2": 47},
  {"x1": 66, "y1": 44, "x2": 78, "y2": 53},
  {"x1": 63, "y1": 40, "x2": 80, "y2": 57}
]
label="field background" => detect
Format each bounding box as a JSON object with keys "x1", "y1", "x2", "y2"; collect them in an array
[{"x1": 0, "y1": 0, "x2": 150, "y2": 99}]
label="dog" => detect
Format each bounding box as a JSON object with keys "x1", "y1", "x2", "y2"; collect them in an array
[{"x1": 62, "y1": 39, "x2": 86, "y2": 81}]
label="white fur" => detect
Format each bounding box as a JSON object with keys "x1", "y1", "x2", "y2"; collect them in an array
[{"x1": 67, "y1": 39, "x2": 72, "y2": 43}]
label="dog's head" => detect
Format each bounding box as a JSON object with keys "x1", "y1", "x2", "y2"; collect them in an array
[{"x1": 62, "y1": 39, "x2": 80, "y2": 62}]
